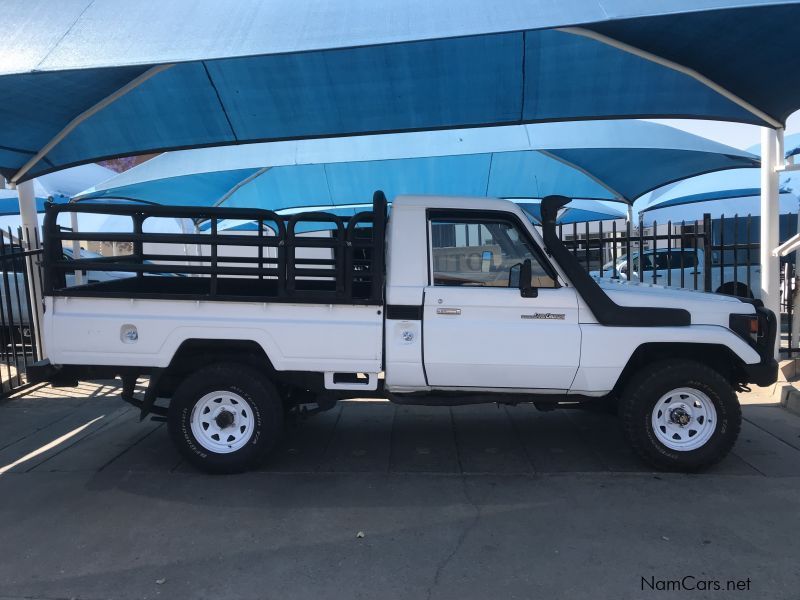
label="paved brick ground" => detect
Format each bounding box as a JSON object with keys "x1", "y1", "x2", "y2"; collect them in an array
[
  {"x1": 2, "y1": 381, "x2": 799, "y2": 477},
  {"x1": 0, "y1": 382, "x2": 798, "y2": 599}
]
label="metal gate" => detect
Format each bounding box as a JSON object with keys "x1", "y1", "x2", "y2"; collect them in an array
[
  {"x1": 0, "y1": 226, "x2": 43, "y2": 397},
  {"x1": 558, "y1": 211, "x2": 800, "y2": 356},
  {"x1": 558, "y1": 214, "x2": 713, "y2": 291}
]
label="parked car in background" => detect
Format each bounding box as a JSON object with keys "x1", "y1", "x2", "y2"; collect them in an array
[{"x1": 590, "y1": 247, "x2": 760, "y2": 298}]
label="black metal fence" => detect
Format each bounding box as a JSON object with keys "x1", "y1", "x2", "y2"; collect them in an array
[
  {"x1": 558, "y1": 211, "x2": 800, "y2": 355},
  {"x1": 559, "y1": 213, "x2": 797, "y2": 295},
  {"x1": 0, "y1": 226, "x2": 44, "y2": 397},
  {"x1": 781, "y1": 262, "x2": 799, "y2": 356},
  {"x1": 558, "y1": 214, "x2": 714, "y2": 292}
]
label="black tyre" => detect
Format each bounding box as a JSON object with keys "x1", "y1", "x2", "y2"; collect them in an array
[
  {"x1": 168, "y1": 363, "x2": 283, "y2": 474},
  {"x1": 619, "y1": 359, "x2": 741, "y2": 472}
]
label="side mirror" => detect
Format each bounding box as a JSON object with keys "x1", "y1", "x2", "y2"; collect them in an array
[
  {"x1": 481, "y1": 250, "x2": 493, "y2": 273},
  {"x1": 509, "y1": 259, "x2": 537, "y2": 298}
]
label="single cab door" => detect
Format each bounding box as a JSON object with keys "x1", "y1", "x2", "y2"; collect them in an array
[{"x1": 422, "y1": 210, "x2": 581, "y2": 391}]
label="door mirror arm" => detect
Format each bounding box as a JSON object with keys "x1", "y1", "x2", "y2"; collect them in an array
[{"x1": 510, "y1": 259, "x2": 538, "y2": 298}]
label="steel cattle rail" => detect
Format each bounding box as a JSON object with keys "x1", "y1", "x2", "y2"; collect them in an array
[{"x1": 42, "y1": 192, "x2": 388, "y2": 305}]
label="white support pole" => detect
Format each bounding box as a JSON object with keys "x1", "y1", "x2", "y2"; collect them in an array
[
  {"x1": 17, "y1": 180, "x2": 38, "y2": 244},
  {"x1": 794, "y1": 195, "x2": 800, "y2": 349},
  {"x1": 792, "y1": 151, "x2": 800, "y2": 349},
  {"x1": 17, "y1": 180, "x2": 45, "y2": 357},
  {"x1": 760, "y1": 128, "x2": 782, "y2": 358}
]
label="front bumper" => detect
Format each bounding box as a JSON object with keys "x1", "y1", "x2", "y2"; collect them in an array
[
  {"x1": 742, "y1": 358, "x2": 779, "y2": 387},
  {"x1": 740, "y1": 305, "x2": 779, "y2": 387}
]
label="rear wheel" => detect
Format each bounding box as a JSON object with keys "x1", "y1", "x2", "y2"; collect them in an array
[
  {"x1": 620, "y1": 359, "x2": 741, "y2": 471},
  {"x1": 168, "y1": 363, "x2": 283, "y2": 474}
]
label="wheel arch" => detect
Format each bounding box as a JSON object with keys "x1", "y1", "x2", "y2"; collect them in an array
[
  {"x1": 612, "y1": 342, "x2": 749, "y2": 395},
  {"x1": 155, "y1": 338, "x2": 325, "y2": 400},
  {"x1": 155, "y1": 339, "x2": 275, "y2": 398}
]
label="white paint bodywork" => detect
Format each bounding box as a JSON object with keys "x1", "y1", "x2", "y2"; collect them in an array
[
  {"x1": 45, "y1": 297, "x2": 382, "y2": 377},
  {"x1": 44, "y1": 195, "x2": 763, "y2": 397}
]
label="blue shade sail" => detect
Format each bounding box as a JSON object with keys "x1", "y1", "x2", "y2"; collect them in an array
[
  {"x1": 747, "y1": 133, "x2": 800, "y2": 160},
  {"x1": 0, "y1": 163, "x2": 113, "y2": 216},
  {"x1": 75, "y1": 122, "x2": 758, "y2": 210},
  {"x1": 0, "y1": 190, "x2": 67, "y2": 217},
  {"x1": 203, "y1": 199, "x2": 624, "y2": 234},
  {"x1": 82, "y1": 168, "x2": 264, "y2": 206},
  {"x1": 517, "y1": 200, "x2": 627, "y2": 224},
  {"x1": 585, "y1": 4, "x2": 800, "y2": 125},
  {"x1": 1, "y1": 1, "x2": 797, "y2": 181},
  {"x1": 639, "y1": 168, "x2": 796, "y2": 213}
]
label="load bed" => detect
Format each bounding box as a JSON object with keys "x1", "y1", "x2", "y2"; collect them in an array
[{"x1": 42, "y1": 192, "x2": 388, "y2": 305}]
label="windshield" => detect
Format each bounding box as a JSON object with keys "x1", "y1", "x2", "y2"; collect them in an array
[
  {"x1": 62, "y1": 247, "x2": 104, "y2": 260},
  {"x1": 602, "y1": 257, "x2": 620, "y2": 270},
  {"x1": 601, "y1": 253, "x2": 636, "y2": 271}
]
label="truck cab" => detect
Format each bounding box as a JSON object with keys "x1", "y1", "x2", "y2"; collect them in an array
[{"x1": 32, "y1": 192, "x2": 778, "y2": 474}]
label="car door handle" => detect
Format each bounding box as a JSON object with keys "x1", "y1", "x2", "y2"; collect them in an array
[{"x1": 436, "y1": 307, "x2": 461, "y2": 315}]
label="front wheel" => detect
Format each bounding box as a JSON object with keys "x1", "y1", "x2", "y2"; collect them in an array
[
  {"x1": 620, "y1": 359, "x2": 741, "y2": 472},
  {"x1": 168, "y1": 363, "x2": 283, "y2": 474}
]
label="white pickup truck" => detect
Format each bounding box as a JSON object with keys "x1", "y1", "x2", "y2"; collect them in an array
[
  {"x1": 31, "y1": 193, "x2": 777, "y2": 474},
  {"x1": 589, "y1": 247, "x2": 761, "y2": 299}
]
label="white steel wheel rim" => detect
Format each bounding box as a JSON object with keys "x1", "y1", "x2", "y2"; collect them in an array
[
  {"x1": 651, "y1": 387, "x2": 717, "y2": 452},
  {"x1": 190, "y1": 390, "x2": 254, "y2": 454}
]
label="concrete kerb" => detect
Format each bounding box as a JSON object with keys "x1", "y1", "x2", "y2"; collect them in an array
[{"x1": 776, "y1": 358, "x2": 800, "y2": 416}]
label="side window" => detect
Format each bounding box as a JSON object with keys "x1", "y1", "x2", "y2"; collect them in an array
[
  {"x1": 430, "y1": 217, "x2": 557, "y2": 288},
  {"x1": 638, "y1": 254, "x2": 654, "y2": 270},
  {"x1": 650, "y1": 250, "x2": 699, "y2": 270},
  {"x1": 653, "y1": 253, "x2": 671, "y2": 270},
  {"x1": 678, "y1": 250, "x2": 699, "y2": 268}
]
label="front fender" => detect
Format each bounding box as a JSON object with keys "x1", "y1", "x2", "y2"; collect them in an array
[{"x1": 570, "y1": 324, "x2": 761, "y2": 394}]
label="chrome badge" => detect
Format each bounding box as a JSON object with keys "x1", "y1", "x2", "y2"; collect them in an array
[{"x1": 521, "y1": 313, "x2": 565, "y2": 320}]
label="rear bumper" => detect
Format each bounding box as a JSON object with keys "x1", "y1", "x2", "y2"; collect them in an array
[
  {"x1": 26, "y1": 359, "x2": 78, "y2": 387},
  {"x1": 26, "y1": 360, "x2": 139, "y2": 387}
]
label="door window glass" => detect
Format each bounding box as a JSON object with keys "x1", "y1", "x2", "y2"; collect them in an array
[
  {"x1": 430, "y1": 218, "x2": 556, "y2": 288},
  {"x1": 653, "y1": 253, "x2": 671, "y2": 270}
]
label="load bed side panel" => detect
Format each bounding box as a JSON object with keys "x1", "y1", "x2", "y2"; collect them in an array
[{"x1": 44, "y1": 297, "x2": 383, "y2": 373}]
